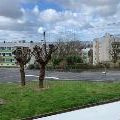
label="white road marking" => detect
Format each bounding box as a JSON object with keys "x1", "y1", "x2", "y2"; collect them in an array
[
  {"x1": 102, "y1": 72, "x2": 106, "y2": 74},
  {"x1": 45, "y1": 77, "x2": 59, "y2": 80},
  {"x1": 7, "y1": 82, "x2": 13, "y2": 84},
  {"x1": 25, "y1": 75, "x2": 59, "y2": 80}
]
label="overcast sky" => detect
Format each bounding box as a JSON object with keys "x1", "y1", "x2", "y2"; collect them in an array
[{"x1": 0, "y1": 0, "x2": 120, "y2": 42}]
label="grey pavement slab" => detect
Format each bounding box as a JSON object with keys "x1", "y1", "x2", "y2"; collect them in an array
[{"x1": 35, "y1": 101, "x2": 120, "y2": 120}]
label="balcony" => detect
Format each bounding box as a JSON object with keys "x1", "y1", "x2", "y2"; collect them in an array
[{"x1": 0, "y1": 50, "x2": 13, "y2": 52}]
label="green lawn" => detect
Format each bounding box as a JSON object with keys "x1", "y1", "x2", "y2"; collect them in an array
[{"x1": 1, "y1": 81, "x2": 120, "y2": 120}]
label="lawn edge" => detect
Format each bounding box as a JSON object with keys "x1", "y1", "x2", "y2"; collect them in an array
[{"x1": 22, "y1": 97, "x2": 120, "y2": 120}]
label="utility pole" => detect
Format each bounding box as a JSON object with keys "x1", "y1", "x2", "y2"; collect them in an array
[{"x1": 43, "y1": 31, "x2": 47, "y2": 56}]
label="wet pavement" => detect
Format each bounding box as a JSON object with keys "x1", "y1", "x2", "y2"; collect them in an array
[{"x1": 0, "y1": 68, "x2": 120, "y2": 83}]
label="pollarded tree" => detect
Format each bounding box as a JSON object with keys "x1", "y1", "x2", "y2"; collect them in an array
[
  {"x1": 13, "y1": 47, "x2": 31, "y2": 86},
  {"x1": 33, "y1": 44, "x2": 57, "y2": 88}
]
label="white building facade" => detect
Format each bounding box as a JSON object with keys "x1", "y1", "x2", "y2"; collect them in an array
[{"x1": 82, "y1": 48, "x2": 91, "y2": 63}]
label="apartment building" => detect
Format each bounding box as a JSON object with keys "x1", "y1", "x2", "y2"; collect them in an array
[
  {"x1": 93, "y1": 38, "x2": 100, "y2": 65},
  {"x1": 0, "y1": 42, "x2": 15, "y2": 66},
  {"x1": 93, "y1": 33, "x2": 120, "y2": 65},
  {"x1": 81, "y1": 48, "x2": 91, "y2": 63},
  {"x1": 0, "y1": 41, "x2": 40, "y2": 67}
]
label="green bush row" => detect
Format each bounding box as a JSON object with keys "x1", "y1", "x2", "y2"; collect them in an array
[{"x1": 28, "y1": 63, "x2": 107, "y2": 70}]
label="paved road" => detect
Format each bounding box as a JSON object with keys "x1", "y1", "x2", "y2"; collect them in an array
[{"x1": 0, "y1": 68, "x2": 120, "y2": 83}]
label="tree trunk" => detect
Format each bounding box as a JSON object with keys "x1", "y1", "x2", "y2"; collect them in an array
[
  {"x1": 39, "y1": 64, "x2": 45, "y2": 88},
  {"x1": 20, "y1": 64, "x2": 25, "y2": 86}
]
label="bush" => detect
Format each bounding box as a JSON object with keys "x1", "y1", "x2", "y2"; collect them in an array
[
  {"x1": 27, "y1": 63, "x2": 40, "y2": 69},
  {"x1": 52, "y1": 58, "x2": 63, "y2": 67},
  {"x1": 34, "y1": 63, "x2": 39, "y2": 69},
  {"x1": 96, "y1": 63, "x2": 110, "y2": 69},
  {"x1": 28, "y1": 64, "x2": 34, "y2": 69},
  {"x1": 66, "y1": 56, "x2": 83, "y2": 65},
  {"x1": 65, "y1": 63, "x2": 94, "y2": 70}
]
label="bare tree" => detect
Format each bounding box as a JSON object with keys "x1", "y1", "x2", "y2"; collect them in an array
[
  {"x1": 110, "y1": 42, "x2": 120, "y2": 65},
  {"x1": 88, "y1": 49, "x2": 93, "y2": 64},
  {"x1": 53, "y1": 40, "x2": 83, "y2": 59},
  {"x1": 13, "y1": 47, "x2": 31, "y2": 86},
  {"x1": 33, "y1": 44, "x2": 57, "y2": 88}
]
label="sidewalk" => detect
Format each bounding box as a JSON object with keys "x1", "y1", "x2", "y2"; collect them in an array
[{"x1": 35, "y1": 101, "x2": 120, "y2": 120}]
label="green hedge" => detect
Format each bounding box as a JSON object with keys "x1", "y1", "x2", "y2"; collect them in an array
[
  {"x1": 28, "y1": 63, "x2": 109, "y2": 71},
  {"x1": 66, "y1": 56, "x2": 83, "y2": 65}
]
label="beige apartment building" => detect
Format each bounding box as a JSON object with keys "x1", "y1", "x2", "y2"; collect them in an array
[{"x1": 93, "y1": 33, "x2": 120, "y2": 65}]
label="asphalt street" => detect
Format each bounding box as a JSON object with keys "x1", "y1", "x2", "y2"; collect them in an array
[{"x1": 0, "y1": 68, "x2": 120, "y2": 83}]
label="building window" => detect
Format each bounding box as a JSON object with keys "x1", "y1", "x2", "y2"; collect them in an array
[
  {"x1": 9, "y1": 53, "x2": 12, "y2": 56},
  {"x1": 12, "y1": 59, "x2": 15, "y2": 62},
  {"x1": 0, "y1": 47, "x2": 6, "y2": 50},
  {"x1": 10, "y1": 59, "x2": 13, "y2": 62},
  {"x1": 5, "y1": 53, "x2": 12, "y2": 56},
  {"x1": 7, "y1": 47, "x2": 11, "y2": 50},
  {"x1": 2, "y1": 53, "x2": 5, "y2": 56},
  {"x1": 5, "y1": 58, "x2": 11, "y2": 62},
  {"x1": 5, "y1": 53, "x2": 9, "y2": 56}
]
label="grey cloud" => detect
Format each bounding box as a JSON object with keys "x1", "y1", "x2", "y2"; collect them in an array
[
  {"x1": 48, "y1": 0, "x2": 120, "y2": 7},
  {"x1": 80, "y1": 0, "x2": 120, "y2": 6},
  {"x1": 0, "y1": 0, "x2": 40, "y2": 19},
  {"x1": 47, "y1": 0, "x2": 120, "y2": 17},
  {"x1": 80, "y1": 23, "x2": 94, "y2": 30},
  {"x1": 94, "y1": 5, "x2": 118, "y2": 17},
  {"x1": 0, "y1": 0, "x2": 23, "y2": 18},
  {"x1": 0, "y1": 29, "x2": 41, "y2": 42},
  {"x1": 0, "y1": 20, "x2": 39, "y2": 32}
]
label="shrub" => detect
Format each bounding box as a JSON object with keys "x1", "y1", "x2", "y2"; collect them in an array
[
  {"x1": 52, "y1": 58, "x2": 63, "y2": 67},
  {"x1": 28, "y1": 64, "x2": 34, "y2": 69},
  {"x1": 34, "y1": 63, "x2": 39, "y2": 69},
  {"x1": 66, "y1": 56, "x2": 83, "y2": 65},
  {"x1": 28, "y1": 63, "x2": 40, "y2": 69}
]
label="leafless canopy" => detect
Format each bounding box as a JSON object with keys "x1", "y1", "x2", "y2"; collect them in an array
[
  {"x1": 110, "y1": 42, "x2": 120, "y2": 63},
  {"x1": 33, "y1": 44, "x2": 57, "y2": 65},
  {"x1": 13, "y1": 47, "x2": 31, "y2": 65}
]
